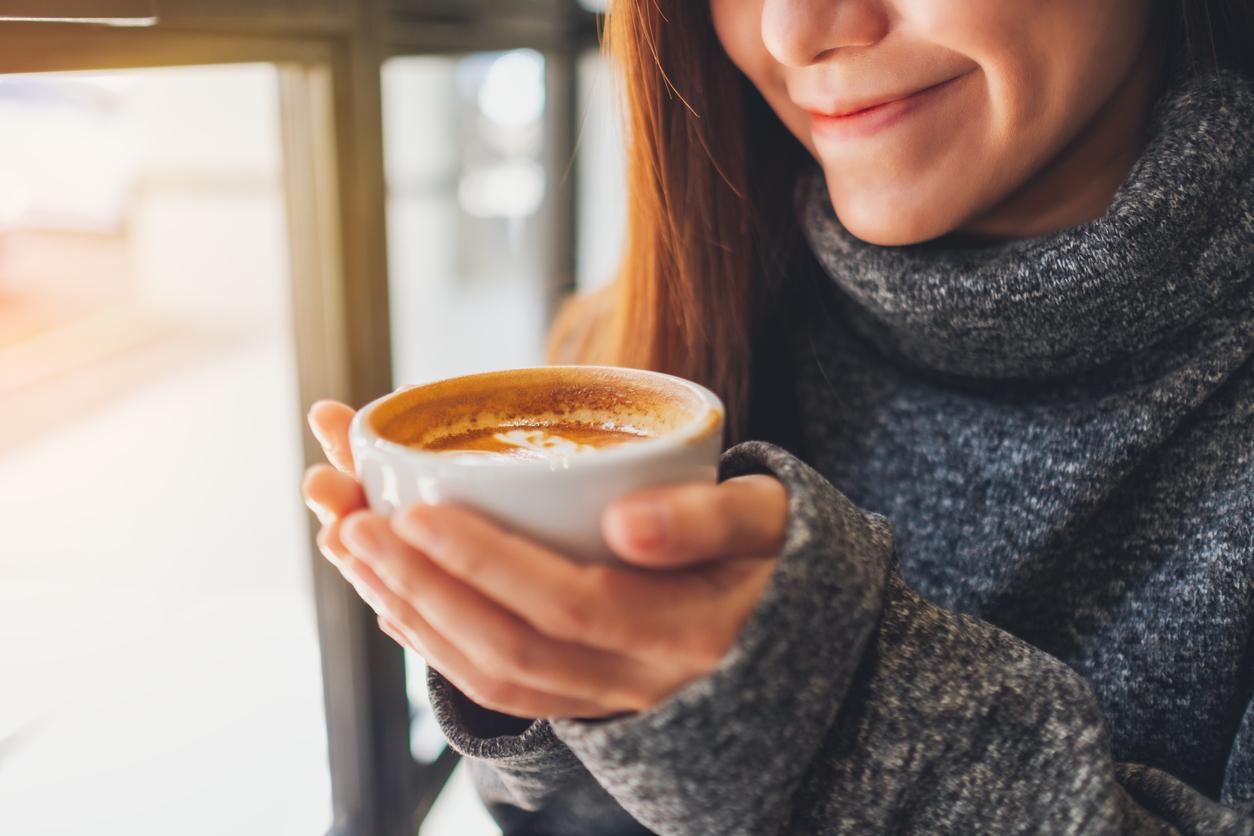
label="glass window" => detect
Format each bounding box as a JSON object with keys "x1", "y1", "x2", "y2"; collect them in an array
[
  {"x1": 380, "y1": 41, "x2": 628, "y2": 835},
  {"x1": 576, "y1": 47, "x2": 627, "y2": 292},
  {"x1": 383, "y1": 49, "x2": 557, "y2": 836},
  {"x1": 0, "y1": 65, "x2": 331, "y2": 835},
  {"x1": 382, "y1": 50, "x2": 552, "y2": 390}
]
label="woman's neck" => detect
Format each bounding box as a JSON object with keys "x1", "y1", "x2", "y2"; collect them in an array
[{"x1": 953, "y1": 28, "x2": 1169, "y2": 244}]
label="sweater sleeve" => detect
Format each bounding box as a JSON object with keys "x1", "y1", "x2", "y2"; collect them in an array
[
  {"x1": 428, "y1": 441, "x2": 1254, "y2": 835},
  {"x1": 426, "y1": 668, "x2": 656, "y2": 834}
]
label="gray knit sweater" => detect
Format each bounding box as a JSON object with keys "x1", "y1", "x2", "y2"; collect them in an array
[{"x1": 426, "y1": 67, "x2": 1254, "y2": 834}]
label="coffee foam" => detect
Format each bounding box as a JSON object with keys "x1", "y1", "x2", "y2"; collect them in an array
[
  {"x1": 370, "y1": 367, "x2": 720, "y2": 455},
  {"x1": 476, "y1": 428, "x2": 605, "y2": 458},
  {"x1": 423, "y1": 425, "x2": 648, "y2": 462}
]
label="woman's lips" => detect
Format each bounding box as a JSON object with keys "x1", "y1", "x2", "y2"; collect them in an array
[{"x1": 806, "y1": 73, "x2": 970, "y2": 141}]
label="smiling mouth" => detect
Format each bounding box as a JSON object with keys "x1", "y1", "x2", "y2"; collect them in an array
[
  {"x1": 805, "y1": 71, "x2": 973, "y2": 139},
  {"x1": 808, "y1": 73, "x2": 970, "y2": 119}
]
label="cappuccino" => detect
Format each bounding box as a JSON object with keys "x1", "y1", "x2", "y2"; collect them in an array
[
  {"x1": 349, "y1": 366, "x2": 725, "y2": 563},
  {"x1": 420, "y1": 423, "x2": 652, "y2": 462}
]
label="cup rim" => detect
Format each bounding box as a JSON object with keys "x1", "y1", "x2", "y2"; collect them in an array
[{"x1": 348, "y1": 365, "x2": 725, "y2": 471}]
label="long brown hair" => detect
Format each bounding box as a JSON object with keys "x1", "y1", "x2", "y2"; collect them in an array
[{"x1": 548, "y1": 1, "x2": 1254, "y2": 446}]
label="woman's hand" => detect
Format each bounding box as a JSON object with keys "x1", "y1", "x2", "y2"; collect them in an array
[
  {"x1": 300, "y1": 401, "x2": 389, "y2": 618},
  {"x1": 301, "y1": 399, "x2": 788, "y2": 720}
]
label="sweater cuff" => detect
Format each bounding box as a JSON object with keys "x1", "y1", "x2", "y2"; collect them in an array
[
  {"x1": 549, "y1": 441, "x2": 894, "y2": 834},
  {"x1": 427, "y1": 666, "x2": 583, "y2": 775}
]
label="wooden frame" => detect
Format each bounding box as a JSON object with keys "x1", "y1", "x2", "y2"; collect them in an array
[
  {"x1": 0, "y1": 3, "x2": 599, "y2": 832},
  {"x1": 0, "y1": 0, "x2": 156, "y2": 25}
]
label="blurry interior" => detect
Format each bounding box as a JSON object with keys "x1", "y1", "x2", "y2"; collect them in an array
[
  {"x1": 0, "y1": 64, "x2": 332, "y2": 835},
  {"x1": 0, "y1": 7, "x2": 624, "y2": 833}
]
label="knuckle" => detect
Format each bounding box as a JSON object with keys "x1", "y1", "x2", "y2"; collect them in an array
[{"x1": 544, "y1": 595, "x2": 593, "y2": 641}]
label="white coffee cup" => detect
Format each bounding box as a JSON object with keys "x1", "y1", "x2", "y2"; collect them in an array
[{"x1": 348, "y1": 365, "x2": 725, "y2": 564}]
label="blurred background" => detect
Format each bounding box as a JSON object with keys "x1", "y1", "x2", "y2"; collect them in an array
[{"x1": 0, "y1": 2, "x2": 623, "y2": 834}]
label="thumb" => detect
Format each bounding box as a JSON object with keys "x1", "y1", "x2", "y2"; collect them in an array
[{"x1": 602, "y1": 475, "x2": 787, "y2": 568}]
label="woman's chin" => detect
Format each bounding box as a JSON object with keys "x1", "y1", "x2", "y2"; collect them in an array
[
  {"x1": 834, "y1": 202, "x2": 959, "y2": 248},
  {"x1": 817, "y1": 184, "x2": 963, "y2": 246}
]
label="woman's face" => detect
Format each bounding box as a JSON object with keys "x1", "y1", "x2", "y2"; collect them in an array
[{"x1": 710, "y1": 0, "x2": 1160, "y2": 245}]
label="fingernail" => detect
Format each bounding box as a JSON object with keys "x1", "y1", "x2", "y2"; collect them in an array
[
  {"x1": 314, "y1": 431, "x2": 338, "y2": 458},
  {"x1": 305, "y1": 497, "x2": 333, "y2": 526},
  {"x1": 315, "y1": 530, "x2": 341, "y2": 566},
  {"x1": 617, "y1": 499, "x2": 669, "y2": 549},
  {"x1": 346, "y1": 574, "x2": 383, "y2": 611},
  {"x1": 308, "y1": 411, "x2": 336, "y2": 452},
  {"x1": 308, "y1": 409, "x2": 326, "y2": 440}
]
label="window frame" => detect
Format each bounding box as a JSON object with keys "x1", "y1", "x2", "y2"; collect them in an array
[
  {"x1": 0, "y1": 2, "x2": 598, "y2": 833},
  {"x1": 0, "y1": 0, "x2": 157, "y2": 25}
]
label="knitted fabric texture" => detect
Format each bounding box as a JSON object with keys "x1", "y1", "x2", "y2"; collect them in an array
[{"x1": 424, "y1": 68, "x2": 1254, "y2": 835}]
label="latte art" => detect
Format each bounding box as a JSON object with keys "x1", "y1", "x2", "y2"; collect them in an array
[
  {"x1": 419, "y1": 423, "x2": 652, "y2": 462},
  {"x1": 487, "y1": 429, "x2": 600, "y2": 459}
]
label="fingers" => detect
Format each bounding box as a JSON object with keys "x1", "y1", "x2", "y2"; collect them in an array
[
  {"x1": 391, "y1": 503, "x2": 707, "y2": 664},
  {"x1": 392, "y1": 504, "x2": 629, "y2": 648},
  {"x1": 302, "y1": 464, "x2": 366, "y2": 523},
  {"x1": 316, "y1": 517, "x2": 393, "y2": 607},
  {"x1": 340, "y1": 533, "x2": 606, "y2": 718},
  {"x1": 345, "y1": 511, "x2": 666, "y2": 711},
  {"x1": 308, "y1": 400, "x2": 357, "y2": 473},
  {"x1": 377, "y1": 615, "x2": 417, "y2": 652},
  {"x1": 601, "y1": 474, "x2": 788, "y2": 567}
]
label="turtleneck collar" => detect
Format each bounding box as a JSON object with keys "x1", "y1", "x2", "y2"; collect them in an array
[{"x1": 797, "y1": 69, "x2": 1254, "y2": 380}]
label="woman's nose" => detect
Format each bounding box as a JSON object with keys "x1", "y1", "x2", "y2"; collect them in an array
[{"x1": 760, "y1": 0, "x2": 890, "y2": 67}]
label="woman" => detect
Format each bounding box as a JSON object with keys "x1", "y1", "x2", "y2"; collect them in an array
[{"x1": 302, "y1": 0, "x2": 1254, "y2": 832}]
